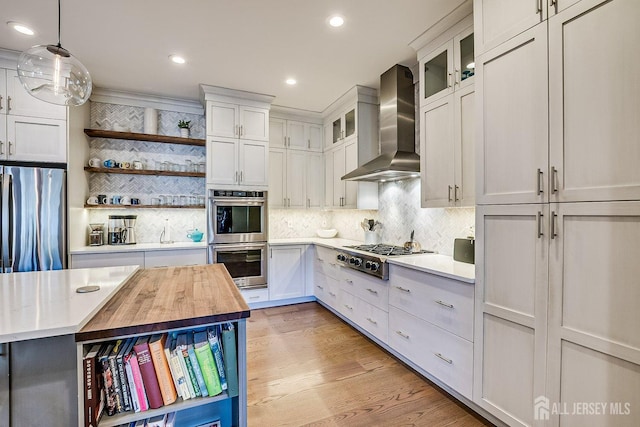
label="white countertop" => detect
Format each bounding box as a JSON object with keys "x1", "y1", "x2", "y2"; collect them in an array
[
  {"x1": 268, "y1": 237, "x2": 475, "y2": 283},
  {"x1": 387, "y1": 254, "x2": 475, "y2": 283},
  {"x1": 0, "y1": 265, "x2": 139, "y2": 343},
  {"x1": 70, "y1": 241, "x2": 207, "y2": 254}
]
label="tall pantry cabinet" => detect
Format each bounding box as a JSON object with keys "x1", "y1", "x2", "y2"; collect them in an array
[{"x1": 474, "y1": 1, "x2": 640, "y2": 426}]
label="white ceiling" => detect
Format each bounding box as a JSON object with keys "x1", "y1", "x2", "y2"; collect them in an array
[{"x1": 0, "y1": 0, "x2": 465, "y2": 112}]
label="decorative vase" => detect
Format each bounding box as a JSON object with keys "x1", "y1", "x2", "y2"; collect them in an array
[
  {"x1": 144, "y1": 108, "x2": 158, "y2": 134},
  {"x1": 180, "y1": 128, "x2": 190, "y2": 138}
]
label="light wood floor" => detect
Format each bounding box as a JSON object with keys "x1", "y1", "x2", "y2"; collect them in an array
[{"x1": 246, "y1": 302, "x2": 493, "y2": 426}]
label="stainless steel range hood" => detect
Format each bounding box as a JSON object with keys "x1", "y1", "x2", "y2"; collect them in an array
[{"x1": 342, "y1": 64, "x2": 418, "y2": 182}]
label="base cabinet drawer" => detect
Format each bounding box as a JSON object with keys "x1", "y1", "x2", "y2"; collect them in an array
[
  {"x1": 389, "y1": 305, "x2": 473, "y2": 399},
  {"x1": 341, "y1": 268, "x2": 389, "y2": 311},
  {"x1": 71, "y1": 252, "x2": 144, "y2": 269},
  {"x1": 144, "y1": 249, "x2": 207, "y2": 268},
  {"x1": 316, "y1": 273, "x2": 340, "y2": 311},
  {"x1": 352, "y1": 294, "x2": 388, "y2": 343},
  {"x1": 241, "y1": 287, "x2": 269, "y2": 304},
  {"x1": 390, "y1": 265, "x2": 474, "y2": 341}
]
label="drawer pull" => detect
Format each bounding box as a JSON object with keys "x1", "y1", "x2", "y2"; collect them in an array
[
  {"x1": 366, "y1": 317, "x2": 377, "y2": 325},
  {"x1": 316, "y1": 285, "x2": 324, "y2": 290},
  {"x1": 329, "y1": 291, "x2": 336, "y2": 297},
  {"x1": 344, "y1": 304, "x2": 353, "y2": 310},
  {"x1": 366, "y1": 288, "x2": 378, "y2": 295},
  {"x1": 395, "y1": 330, "x2": 410, "y2": 339},
  {"x1": 345, "y1": 279, "x2": 353, "y2": 284},
  {"x1": 249, "y1": 296, "x2": 260, "y2": 300},
  {"x1": 435, "y1": 300, "x2": 454, "y2": 309},
  {"x1": 394, "y1": 286, "x2": 411, "y2": 293},
  {"x1": 434, "y1": 352, "x2": 453, "y2": 364}
]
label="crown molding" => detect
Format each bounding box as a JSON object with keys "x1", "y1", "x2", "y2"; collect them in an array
[{"x1": 90, "y1": 88, "x2": 204, "y2": 115}]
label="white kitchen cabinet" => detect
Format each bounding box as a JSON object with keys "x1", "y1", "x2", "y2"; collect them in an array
[
  {"x1": 144, "y1": 248, "x2": 206, "y2": 267},
  {"x1": 475, "y1": 23, "x2": 548, "y2": 205},
  {"x1": 241, "y1": 287, "x2": 269, "y2": 305},
  {"x1": 473, "y1": 0, "x2": 582, "y2": 55},
  {"x1": 546, "y1": 201, "x2": 640, "y2": 427},
  {"x1": 328, "y1": 106, "x2": 356, "y2": 146},
  {"x1": 269, "y1": 148, "x2": 322, "y2": 209},
  {"x1": 325, "y1": 140, "x2": 377, "y2": 209},
  {"x1": 206, "y1": 100, "x2": 269, "y2": 142},
  {"x1": 70, "y1": 251, "x2": 146, "y2": 269},
  {"x1": 305, "y1": 152, "x2": 323, "y2": 208},
  {"x1": 70, "y1": 248, "x2": 206, "y2": 269},
  {"x1": 0, "y1": 69, "x2": 67, "y2": 163},
  {"x1": 269, "y1": 118, "x2": 322, "y2": 152},
  {"x1": 474, "y1": 204, "x2": 549, "y2": 426},
  {"x1": 548, "y1": 0, "x2": 640, "y2": 203},
  {"x1": 389, "y1": 264, "x2": 475, "y2": 400},
  {"x1": 207, "y1": 137, "x2": 268, "y2": 189},
  {"x1": 2, "y1": 69, "x2": 66, "y2": 120},
  {"x1": 268, "y1": 245, "x2": 306, "y2": 301},
  {"x1": 421, "y1": 84, "x2": 474, "y2": 208}
]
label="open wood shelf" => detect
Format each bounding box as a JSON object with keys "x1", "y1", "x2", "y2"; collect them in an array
[
  {"x1": 84, "y1": 128, "x2": 206, "y2": 147},
  {"x1": 84, "y1": 204, "x2": 205, "y2": 209},
  {"x1": 84, "y1": 167, "x2": 205, "y2": 178}
]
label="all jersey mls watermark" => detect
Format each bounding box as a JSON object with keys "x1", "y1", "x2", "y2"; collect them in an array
[{"x1": 534, "y1": 396, "x2": 632, "y2": 420}]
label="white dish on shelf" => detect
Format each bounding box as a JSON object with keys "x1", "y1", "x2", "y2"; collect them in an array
[{"x1": 316, "y1": 228, "x2": 337, "y2": 238}]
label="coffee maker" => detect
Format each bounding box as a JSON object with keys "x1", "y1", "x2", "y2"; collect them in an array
[{"x1": 123, "y1": 215, "x2": 137, "y2": 244}]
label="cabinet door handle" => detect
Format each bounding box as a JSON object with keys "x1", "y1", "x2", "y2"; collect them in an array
[
  {"x1": 395, "y1": 330, "x2": 410, "y2": 339},
  {"x1": 537, "y1": 0, "x2": 543, "y2": 14},
  {"x1": 308, "y1": 139, "x2": 310, "y2": 149},
  {"x1": 6, "y1": 96, "x2": 11, "y2": 112},
  {"x1": 235, "y1": 171, "x2": 239, "y2": 183},
  {"x1": 448, "y1": 72, "x2": 453, "y2": 88},
  {"x1": 454, "y1": 185, "x2": 460, "y2": 202},
  {"x1": 551, "y1": 211, "x2": 558, "y2": 239},
  {"x1": 307, "y1": 198, "x2": 310, "y2": 208},
  {"x1": 235, "y1": 125, "x2": 240, "y2": 137},
  {"x1": 240, "y1": 171, "x2": 243, "y2": 182},
  {"x1": 366, "y1": 288, "x2": 378, "y2": 295},
  {"x1": 537, "y1": 168, "x2": 544, "y2": 195},
  {"x1": 394, "y1": 286, "x2": 411, "y2": 293},
  {"x1": 448, "y1": 185, "x2": 453, "y2": 202},
  {"x1": 0, "y1": 95, "x2": 3, "y2": 111},
  {"x1": 240, "y1": 125, "x2": 244, "y2": 136},
  {"x1": 434, "y1": 352, "x2": 453, "y2": 364},
  {"x1": 366, "y1": 317, "x2": 377, "y2": 325},
  {"x1": 454, "y1": 69, "x2": 460, "y2": 85},
  {"x1": 550, "y1": 0, "x2": 558, "y2": 13},
  {"x1": 283, "y1": 198, "x2": 287, "y2": 206},
  {"x1": 8, "y1": 141, "x2": 13, "y2": 155},
  {"x1": 0, "y1": 141, "x2": 3, "y2": 155},
  {"x1": 551, "y1": 166, "x2": 558, "y2": 194},
  {"x1": 537, "y1": 211, "x2": 544, "y2": 238},
  {"x1": 435, "y1": 300, "x2": 454, "y2": 309}
]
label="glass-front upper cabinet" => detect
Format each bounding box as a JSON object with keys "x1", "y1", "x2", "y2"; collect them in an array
[
  {"x1": 331, "y1": 107, "x2": 356, "y2": 144},
  {"x1": 421, "y1": 26, "x2": 474, "y2": 105}
]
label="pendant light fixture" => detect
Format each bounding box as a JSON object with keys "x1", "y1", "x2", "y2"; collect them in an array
[{"x1": 17, "y1": 0, "x2": 92, "y2": 106}]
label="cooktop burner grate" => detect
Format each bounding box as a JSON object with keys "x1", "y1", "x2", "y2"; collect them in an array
[{"x1": 344, "y1": 244, "x2": 434, "y2": 256}]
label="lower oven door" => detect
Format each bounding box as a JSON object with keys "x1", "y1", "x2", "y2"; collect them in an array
[{"x1": 208, "y1": 242, "x2": 267, "y2": 289}]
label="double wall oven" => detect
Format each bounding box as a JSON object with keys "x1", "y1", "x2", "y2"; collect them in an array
[{"x1": 207, "y1": 189, "x2": 268, "y2": 289}]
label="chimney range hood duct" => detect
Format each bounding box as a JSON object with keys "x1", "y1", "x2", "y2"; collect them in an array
[{"x1": 342, "y1": 64, "x2": 419, "y2": 182}]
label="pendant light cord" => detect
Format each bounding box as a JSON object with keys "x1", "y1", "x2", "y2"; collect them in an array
[{"x1": 57, "y1": 0, "x2": 62, "y2": 48}]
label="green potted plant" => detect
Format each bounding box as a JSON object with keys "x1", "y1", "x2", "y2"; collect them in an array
[{"x1": 178, "y1": 120, "x2": 191, "y2": 138}]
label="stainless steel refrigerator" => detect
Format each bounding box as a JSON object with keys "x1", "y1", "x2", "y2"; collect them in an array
[{"x1": 0, "y1": 164, "x2": 66, "y2": 273}]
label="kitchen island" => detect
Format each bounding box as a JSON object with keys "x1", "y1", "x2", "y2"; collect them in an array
[{"x1": 0, "y1": 264, "x2": 249, "y2": 427}]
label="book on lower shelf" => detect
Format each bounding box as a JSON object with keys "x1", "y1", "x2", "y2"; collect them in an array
[
  {"x1": 133, "y1": 336, "x2": 165, "y2": 409},
  {"x1": 149, "y1": 334, "x2": 178, "y2": 405},
  {"x1": 221, "y1": 323, "x2": 239, "y2": 398},
  {"x1": 83, "y1": 343, "x2": 104, "y2": 427}
]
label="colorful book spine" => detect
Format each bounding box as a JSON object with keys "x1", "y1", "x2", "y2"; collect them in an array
[
  {"x1": 83, "y1": 343, "x2": 103, "y2": 427},
  {"x1": 149, "y1": 334, "x2": 178, "y2": 405},
  {"x1": 193, "y1": 331, "x2": 223, "y2": 396},
  {"x1": 187, "y1": 334, "x2": 209, "y2": 398},
  {"x1": 124, "y1": 351, "x2": 143, "y2": 413},
  {"x1": 168, "y1": 336, "x2": 191, "y2": 400},
  {"x1": 222, "y1": 323, "x2": 239, "y2": 398},
  {"x1": 116, "y1": 338, "x2": 134, "y2": 412},
  {"x1": 174, "y1": 339, "x2": 196, "y2": 399},
  {"x1": 133, "y1": 336, "x2": 164, "y2": 409},
  {"x1": 108, "y1": 339, "x2": 125, "y2": 413},
  {"x1": 176, "y1": 333, "x2": 201, "y2": 397},
  {"x1": 99, "y1": 343, "x2": 118, "y2": 416},
  {"x1": 206, "y1": 327, "x2": 228, "y2": 391},
  {"x1": 163, "y1": 335, "x2": 181, "y2": 399}
]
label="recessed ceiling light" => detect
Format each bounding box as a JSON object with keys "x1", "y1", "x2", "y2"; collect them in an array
[
  {"x1": 328, "y1": 15, "x2": 344, "y2": 27},
  {"x1": 169, "y1": 54, "x2": 186, "y2": 64},
  {"x1": 285, "y1": 78, "x2": 297, "y2": 85},
  {"x1": 8, "y1": 21, "x2": 34, "y2": 36}
]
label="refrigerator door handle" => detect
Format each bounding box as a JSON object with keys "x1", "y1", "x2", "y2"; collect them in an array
[
  {"x1": 1, "y1": 173, "x2": 11, "y2": 273},
  {"x1": 2, "y1": 174, "x2": 11, "y2": 273}
]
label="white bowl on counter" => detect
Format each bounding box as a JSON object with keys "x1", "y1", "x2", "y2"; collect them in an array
[{"x1": 316, "y1": 228, "x2": 338, "y2": 238}]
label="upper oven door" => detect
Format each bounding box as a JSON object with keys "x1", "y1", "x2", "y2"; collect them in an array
[{"x1": 208, "y1": 194, "x2": 268, "y2": 243}]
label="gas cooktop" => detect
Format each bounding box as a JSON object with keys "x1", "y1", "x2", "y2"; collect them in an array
[
  {"x1": 336, "y1": 244, "x2": 434, "y2": 280},
  {"x1": 344, "y1": 244, "x2": 434, "y2": 256}
]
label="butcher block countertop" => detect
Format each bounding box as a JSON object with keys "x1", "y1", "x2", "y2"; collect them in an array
[{"x1": 76, "y1": 264, "x2": 250, "y2": 342}]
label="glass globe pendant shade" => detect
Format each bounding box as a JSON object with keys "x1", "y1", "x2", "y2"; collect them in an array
[{"x1": 17, "y1": 44, "x2": 92, "y2": 106}]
